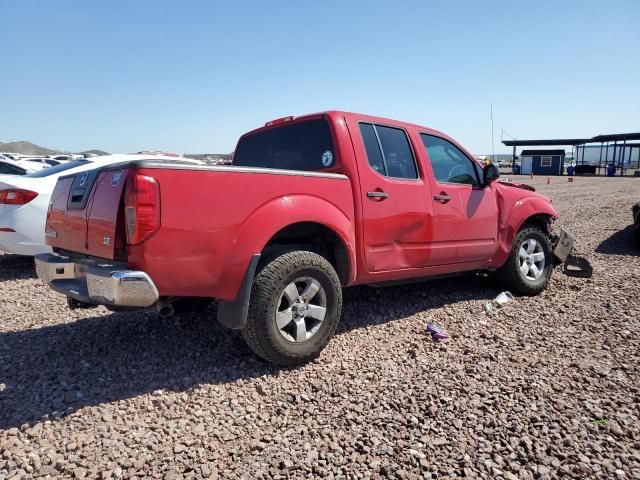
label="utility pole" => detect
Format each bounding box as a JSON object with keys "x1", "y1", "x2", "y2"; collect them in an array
[{"x1": 491, "y1": 104, "x2": 495, "y2": 164}]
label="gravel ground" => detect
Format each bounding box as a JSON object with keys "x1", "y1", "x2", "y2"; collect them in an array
[{"x1": 1, "y1": 176, "x2": 639, "y2": 479}]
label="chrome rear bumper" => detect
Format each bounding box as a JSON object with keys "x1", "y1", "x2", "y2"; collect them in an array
[{"x1": 34, "y1": 253, "x2": 159, "y2": 308}]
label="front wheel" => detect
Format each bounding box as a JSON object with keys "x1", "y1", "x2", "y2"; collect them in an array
[
  {"x1": 242, "y1": 251, "x2": 343, "y2": 366},
  {"x1": 496, "y1": 226, "x2": 553, "y2": 295}
]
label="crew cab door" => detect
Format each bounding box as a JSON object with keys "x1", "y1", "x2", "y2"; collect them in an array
[
  {"x1": 418, "y1": 133, "x2": 498, "y2": 265},
  {"x1": 350, "y1": 121, "x2": 433, "y2": 272}
]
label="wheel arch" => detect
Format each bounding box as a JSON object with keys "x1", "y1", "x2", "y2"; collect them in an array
[
  {"x1": 216, "y1": 195, "x2": 356, "y2": 330},
  {"x1": 260, "y1": 221, "x2": 352, "y2": 286},
  {"x1": 494, "y1": 197, "x2": 558, "y2": 267}
]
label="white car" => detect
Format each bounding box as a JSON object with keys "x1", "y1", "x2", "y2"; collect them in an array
[
  {"x1": 21, "y1": 157, "x2": 60, "y2": 168},
  {"x1": 50, "y1": 154, "x2": 89, "y2": 162},
  {"x1": 49, "y1": 154, "x2": 74, "y2": 162},
  {"x1": 0, "y1": 157, "x2": 43, "y2": 175},
  {"x1": 0, "y1": 154, "x2": 204, "y2": 256}
]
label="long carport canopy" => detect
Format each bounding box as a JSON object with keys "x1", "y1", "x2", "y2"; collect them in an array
[{"x1": 503, "y1": 133, "x2": 640, "y2": 175}]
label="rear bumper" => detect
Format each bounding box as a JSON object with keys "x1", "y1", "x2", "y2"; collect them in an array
[{"x1": 34, "y1": 253, "x2": 159, "y2": 307}]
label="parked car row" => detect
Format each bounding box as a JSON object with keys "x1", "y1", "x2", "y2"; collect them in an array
[
  {"x1": 0, "y1": 156, "x2": 49, "y2": 175},
  {"x1": 0, "y1": 152, "x2": 99, "y2": 173}
]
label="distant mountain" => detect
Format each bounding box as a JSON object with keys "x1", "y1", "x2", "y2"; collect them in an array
[
  {"x1": 0, "y1": 141, "x2": 109, "y2": 157},
  {"x1": 0, "y1": 141, "x2": 58, "y2": 156}
]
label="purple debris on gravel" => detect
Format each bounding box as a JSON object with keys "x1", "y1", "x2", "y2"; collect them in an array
[{"x1": 426, "y1": 323, "x2": 449, "y2": 342}]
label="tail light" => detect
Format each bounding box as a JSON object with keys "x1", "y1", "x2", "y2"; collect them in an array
[
  {"x1": 264, "y1": 116, "x2": 294, "y2": 127},
  {"x1": 124, "y1": 174, "x2": 160, "y2": 245},
  {"x1": 0, "y1": 189, "x2": 38, "y2": 205}
]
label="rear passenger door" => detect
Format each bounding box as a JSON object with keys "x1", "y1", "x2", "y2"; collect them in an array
[{"x1": 352, "y1": 121, "x2": 434, "y2": 272}]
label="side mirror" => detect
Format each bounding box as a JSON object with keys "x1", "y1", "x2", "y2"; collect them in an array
[{"x1": 483, "y1": 163, "x2": 500, "y2": 185}]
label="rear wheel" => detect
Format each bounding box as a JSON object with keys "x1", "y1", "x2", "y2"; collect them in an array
[
  {"x1": 497, "y1": 226, "x2": 553, "y2": 295},
  {"x1": 242, "y1": 251, "x2": 342, "y2": 366}
]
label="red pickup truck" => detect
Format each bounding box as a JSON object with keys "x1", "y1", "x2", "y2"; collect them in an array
[{"x1": 35, "y1": 111, "x2": 573, "y2": 365}]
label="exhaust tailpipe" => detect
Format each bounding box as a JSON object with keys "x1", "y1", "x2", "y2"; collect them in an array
[
  {"x1": 156, "y1": 299, "x2": 175, "y2": 318},
  {"x1": 67, "y1": 297, "x2": 98, "y2": 310}
]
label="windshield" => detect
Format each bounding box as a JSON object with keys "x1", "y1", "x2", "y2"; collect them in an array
[
  {"x1": 25, "y1": 160, "x2": 90, "y2": 178},
  {"x1": 233, "y1": 119, "x2": 337, "y2": 171}
]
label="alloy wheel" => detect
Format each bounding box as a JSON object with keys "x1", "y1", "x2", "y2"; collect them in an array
[
  {"x1": 275, "y1": 277, "x2": 327, "y2": 343},
  {"x1": 518, "y1": 238, "x2": 546, "y2": 281}
]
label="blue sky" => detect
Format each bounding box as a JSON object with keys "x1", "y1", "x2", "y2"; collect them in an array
[{"x1": 1, "y1": 0, "x2": 638, "y2": 154}]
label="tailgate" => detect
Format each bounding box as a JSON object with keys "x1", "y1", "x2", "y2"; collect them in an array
[{"x1": 46, "y1": 168, "x2": 128, "y2": 259}]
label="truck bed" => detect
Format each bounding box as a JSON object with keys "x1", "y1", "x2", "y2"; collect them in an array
[{"x1": 45, "y1": 161, "x2": 354, "y2": 301}]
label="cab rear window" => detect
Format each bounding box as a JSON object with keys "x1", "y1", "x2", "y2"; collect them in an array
[{"x1": 233, "y1": 119, "x2": 336, "y2": 171}]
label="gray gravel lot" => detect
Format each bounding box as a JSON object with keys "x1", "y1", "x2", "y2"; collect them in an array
[{"x1": 1, "y1": 176, "x2": 639, "y2": 479}]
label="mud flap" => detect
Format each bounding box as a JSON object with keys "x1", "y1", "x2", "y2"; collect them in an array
[{"x1": 216, "y1": 254, "x2": 261, "y2": 330}]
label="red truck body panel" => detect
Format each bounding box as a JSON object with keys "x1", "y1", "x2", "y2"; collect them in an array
[
  {"x1": 47, "y1": 177, "x2": 87, "y2": 253},
  {"x1": 45, "y1": 111, "x2": 559, "y2": 304},
  {"x1": 86, "y1": 169, "x2": 128, "y2": 259},
  {"x1": 47, "y1": 169, "x2": 129, "y2": 259},
  {"x1": 123, "y1": 167, "x2": 354, "y2": 301}
]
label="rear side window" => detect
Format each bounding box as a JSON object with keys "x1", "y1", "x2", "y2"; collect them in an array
[
  {"x1": 233, "y1": 119, "x2": 336, "y2": 171},
  {"x1": 420, "y1": 134, "x2": 480, "y2": 186},
  {"x1": 359, "y1": 124, "x2": 385, "y2": 174},
  {"x1": 358, "y1": 123, "x2": 418, "y2": 179}
]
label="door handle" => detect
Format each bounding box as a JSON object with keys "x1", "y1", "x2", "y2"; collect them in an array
[
  {"x1": 433, "y1": 193, "x2": 451, "y2": 203},
  {"x1": 367, "y1": 191, "x2": 389, "y2": 200}
]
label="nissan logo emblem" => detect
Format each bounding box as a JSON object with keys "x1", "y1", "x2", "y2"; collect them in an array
[
  {"x1": 79, "y1": 173, "x2": 89, "y2": 187},
  {"x1": 111, "y1": 170, "x2": 123, "y2": 187}
]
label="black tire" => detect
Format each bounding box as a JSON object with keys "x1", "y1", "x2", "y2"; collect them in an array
[
  {"x1": 496, "y1": 225, "x2": 553, "y2": 296},
  {"x1": 242, "y1": 251, "x2": 342, "y2": 366}
]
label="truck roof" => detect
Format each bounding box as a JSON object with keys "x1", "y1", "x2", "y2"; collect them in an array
[{"x1": 242, "y1": 110, "x2": 449, "y2": 140}]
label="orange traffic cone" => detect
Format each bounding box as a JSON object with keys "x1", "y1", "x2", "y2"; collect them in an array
[{"x1": 546, "y1": 176, "x2": 551, "y2": 184}]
